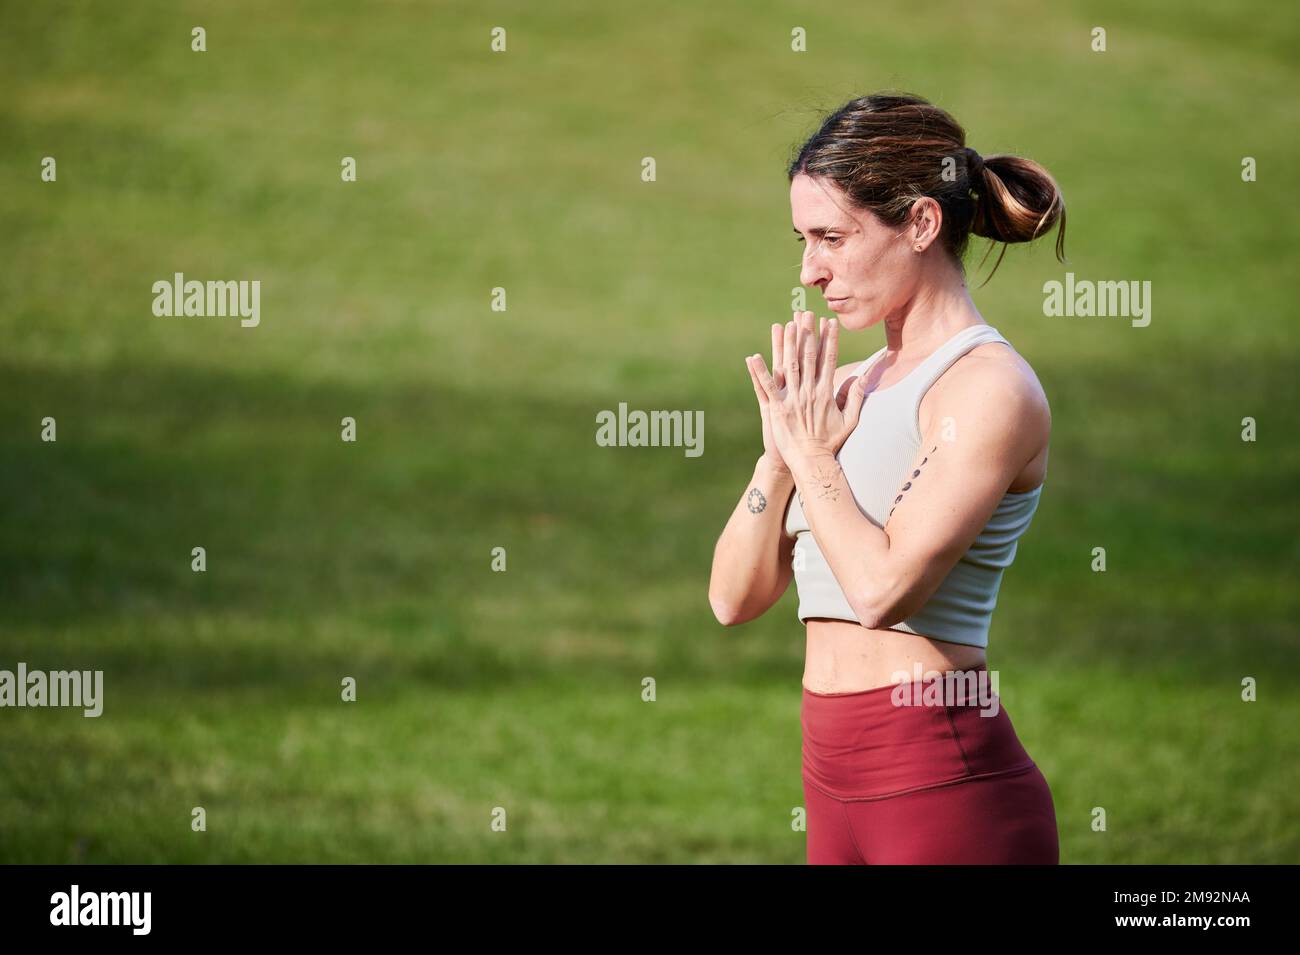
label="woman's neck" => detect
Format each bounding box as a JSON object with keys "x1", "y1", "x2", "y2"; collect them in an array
[{"x1": 879, "y1": 268, "x2": 983, "y2": 358}]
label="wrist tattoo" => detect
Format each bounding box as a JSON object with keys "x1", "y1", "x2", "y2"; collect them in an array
[
  {"x1": 811, "y1": 461, "x2": 844, "y2": 502},
  {"x1": 888, "y1": 445, "x2": 938, "y2": 520},
  {"x1": 746, "y1": 487, "x2": 767, "y2": 513}
]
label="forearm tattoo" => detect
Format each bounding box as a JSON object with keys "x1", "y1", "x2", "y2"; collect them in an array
[
  {"x1": 812, "y1": 461, "x2": 844, "y2": 502},
  {"x1": 888, "y1": 445, "x2": 938, "y2": 520},
  {"x1": 746, "y1": 487, "x2": 767, "y2": 513}
]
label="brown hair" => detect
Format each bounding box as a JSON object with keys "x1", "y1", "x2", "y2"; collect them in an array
[{"x1": 787, "y1": 92, "x2": 1066, "y2": 284}]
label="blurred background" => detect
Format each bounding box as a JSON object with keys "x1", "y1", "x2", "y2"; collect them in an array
[{"x1": 1, "y1": 0, "x2": 1297, "y2": 863}]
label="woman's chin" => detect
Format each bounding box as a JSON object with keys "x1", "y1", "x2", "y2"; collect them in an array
[{"x1": 829, "y1": 306, "x2": 870, "y2": 330}]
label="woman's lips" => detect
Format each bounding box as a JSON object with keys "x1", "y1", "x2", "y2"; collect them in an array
[{"x1": 827, "y1": 296, "x2": 850, "y2": 310}]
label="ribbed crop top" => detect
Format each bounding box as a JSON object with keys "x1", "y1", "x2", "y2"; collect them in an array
[{"x1": 782, "y1": 323, "x2": 1044, "y2": 649}]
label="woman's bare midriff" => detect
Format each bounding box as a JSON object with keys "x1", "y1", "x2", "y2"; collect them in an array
[{"x1": 803, "y1": 620, "x2": 986, "y2": 694}]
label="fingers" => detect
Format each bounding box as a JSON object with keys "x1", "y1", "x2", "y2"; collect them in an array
[
  {"x1": 747, "y1": 354, "x2": 779, "y2": 401},
  {"x1": 842, "y1": 368, "x2": 869, "y2": 429},
  {"x1": 836, "y1": 374, "x2": 857, "y2": 411},
  {"x1": 744, "y1": 356, "x2": 768, "y2": 406},
  {"x1": 800, "y1": 311, "x2": 817, "y2": 390},
  {"x1": 771, "y1": 323, "x2": 785, "y2": 390},
  {"x1": 784, "y1": 318, "x2": 799, "y2": 392},
  {"x1": 818, "y1": 316, "x2": 839, "y2": 390},
  {"x1": 775, "y1": 310, "x2": 834, "y2": 400}
]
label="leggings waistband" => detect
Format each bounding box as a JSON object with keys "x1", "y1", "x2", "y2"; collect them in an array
[{"x1": 801, "y1": 667, "x2": 1037, "y2": 801}]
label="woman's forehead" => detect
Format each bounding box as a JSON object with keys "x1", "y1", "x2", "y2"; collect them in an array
[{"x1": 790, "y1": 175, "x2": 860, "y2": 231}]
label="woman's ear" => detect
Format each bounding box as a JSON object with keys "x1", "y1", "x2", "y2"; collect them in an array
[{"x1": 909, "y1": 197, "x2": 944, "y2": 251}]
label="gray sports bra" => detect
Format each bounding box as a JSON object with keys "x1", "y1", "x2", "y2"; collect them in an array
[{"x1": 782, "y1": 323, "x2": 1044, "y2": 649}]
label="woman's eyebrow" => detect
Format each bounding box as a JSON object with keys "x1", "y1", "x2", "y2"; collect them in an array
[{"x1": 792, "y1": 225, "x2": 845, "y2": 237}]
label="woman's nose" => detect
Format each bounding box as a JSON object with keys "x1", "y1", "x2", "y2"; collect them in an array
[{"x1": 800, "y1": 256, "x2": 830, "y2": 288}]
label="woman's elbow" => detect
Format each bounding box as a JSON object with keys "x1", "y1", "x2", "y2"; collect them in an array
[
  {"x1": 710, "y1": 590, "x2": 755, "y2": 627},
  {"x1": 709, "y1": 591, "x2": 738, "y2": 627},
  {"x1": 712, "y1": 580, "x2": 779, "y2": 626},
  {"x1": 850, "y1": 584, "x2": 898, "y2": 631},
  {"x1": 849, "y1": 599, "x2": 883, "y2": 630}
]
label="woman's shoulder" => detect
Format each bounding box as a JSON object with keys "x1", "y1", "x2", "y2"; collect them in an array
[
  {"x1": 933, "y1": 340, "x2": 1050, "y2": 433},
  {"x1": 971, "y1": 339, "x2": 1049, "y2": 411}
]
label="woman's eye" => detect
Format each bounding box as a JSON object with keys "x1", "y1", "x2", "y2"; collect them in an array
[{"x1": 795, "y1": 234, "x2": 843, "y2": 250}]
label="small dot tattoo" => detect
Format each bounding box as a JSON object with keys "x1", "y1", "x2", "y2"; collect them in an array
[
  {"x1": 746, "y1": 487, "x2": 767, "y2": 513},
  {"x1": 889, "y1": 445, "x2": 939, "y2": 519}
]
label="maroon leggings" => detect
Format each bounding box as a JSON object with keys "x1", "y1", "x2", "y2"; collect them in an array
[{"x1": 802, "y1": 667, "x2": 1059, "y2": 864}]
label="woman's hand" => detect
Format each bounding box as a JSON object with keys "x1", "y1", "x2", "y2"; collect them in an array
[
  {"x1": 744, "y1": 320, "x2": 793, "y2": 474},
  {"x1": 746, "y1": 311, "x2": 868, "y2": 473}
]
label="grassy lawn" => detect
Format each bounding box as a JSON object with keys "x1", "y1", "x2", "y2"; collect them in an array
[{"x1": 1, "y1": 0, "x2": 1297, "y2": 862}]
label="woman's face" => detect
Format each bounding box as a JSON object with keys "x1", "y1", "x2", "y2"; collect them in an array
[{"x1": 790, "y1": 172, "x2": 920, "y2": 331}]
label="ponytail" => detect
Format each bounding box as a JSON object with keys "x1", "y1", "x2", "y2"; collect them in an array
[{"x1": 969, "y1": 153, "x2": 1067, "y2": 283}]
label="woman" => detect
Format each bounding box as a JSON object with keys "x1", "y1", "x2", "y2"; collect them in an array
[{"x1": 708, "y1": 92, "x2": 1065, "y2": 864}]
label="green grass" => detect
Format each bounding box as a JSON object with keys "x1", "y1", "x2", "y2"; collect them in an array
[{"x1": 1, "y1": 0, "x2": 1298, "y2": 863}]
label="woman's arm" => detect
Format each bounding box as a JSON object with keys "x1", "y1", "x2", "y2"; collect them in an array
[
  {"x1": 754, "y1": 313, "x2": 1047, "y2": 628},
  {"x1": 708, "y1": 454, "x2": 797, "y2": 626},
  {"x1": 787, "y1": 368, "x2": 1043, "y2": 627},
  {"x1": 708, "y1": 317, "x2": 865, "y2": 627}
]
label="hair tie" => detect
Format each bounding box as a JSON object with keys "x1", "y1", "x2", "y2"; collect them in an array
[{"x1": 964, "y1": 146, "x2": 984, "y2": 177}]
